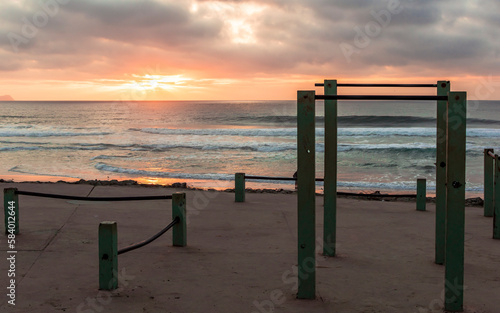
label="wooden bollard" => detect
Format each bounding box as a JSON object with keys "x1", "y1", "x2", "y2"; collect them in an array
[
  {"x1": 172, "y1": 192, "x2": 187, "y2": 247},
  {"x1": 416, "y1": 179, "x2": 426, "y2": 211},
  {"x1": 235, "y1": 173, "x2": 245, "y2": 202},
  {"x1": 99, "y1": 221, "x2": 118, "y2": 290}
]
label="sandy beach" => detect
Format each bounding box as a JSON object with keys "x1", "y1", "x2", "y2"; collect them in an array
[{"x1": 0, "y1": 181, "x2": 498, "y2": 313}]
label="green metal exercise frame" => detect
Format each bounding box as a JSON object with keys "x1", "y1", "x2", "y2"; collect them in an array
[
  {"x1": 318, "y1": 81, "x2": 450, "y2": 264},
  {"x1": 297, "y1": 84, "x2": 467, "y2": 312}
]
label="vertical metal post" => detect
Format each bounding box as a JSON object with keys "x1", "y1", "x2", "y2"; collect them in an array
[
  {"x1": 444, "y1": 91, "x2": 466, "y2": 312},
  {"x1": 4, "y1": 188, "x2": 19, "y2": 235},
  {"x1": 297, "y1": 90, "x2": 316, "y2": 299},
  {"x1": 99, "y1": 221, "x2": 118, "y2": 290},
  {"x1": 235, "y1": 173, "x2": 245, "y2": 202},
  {"x1": 494, "y1": 155, "x2": 500, "y2": 239},
  {"x1": 435, "y1": 80, "x2": 450, "y2": 265},
  {"x1": 416, "y1": 178, "x2": 426, "y2": 211},
  {"x1": 172, "y1": 192, "x2": 187, "y2": 247},
  {"x1": 323, "y1": 79, "x2": 337, "y2": 256},
  {"x1": 484, "y1": 149, "x2": 494, "y2": 217}
]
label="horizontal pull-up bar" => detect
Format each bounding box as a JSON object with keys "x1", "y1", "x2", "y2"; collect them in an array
[
  {"x1": 315, "y1": 95, "x2": 448, "y2": 101},
  {"x1": 315, "y1": 83, "x2": 438, "y2": 87}
]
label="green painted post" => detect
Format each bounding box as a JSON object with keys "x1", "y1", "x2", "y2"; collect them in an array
[
  {"x1": 99, "y1": 221, "x2": 118, "y2": 290},
  {"x1": 494, "y1": 155, "x2": 500, "y2": 239},
  {"x1": 323, "y1": 79, "x2": 337, "y2": 257},
  {"x1": 444, "y1": 91, "x2": 466, "y2": 312},
  {"x1": 416, "y1": 178, "x2": 426, "y2": 211},
  {"x1": 435, "y1": 80, "x2": 450, "y2": 265},
  {"x1": 172, "y1": 192, "x2": 187, "y2": 247},
  {"x1": 484, "y1": 149, "x2": 494, "y2": 217},
  {"x1": 297, "y1": 90, "x2": 316, "y2": 299},
  {"x1": 4, "y1": 188, "x2": 19, "y2": 235},
  {"x1": 235, "y1": 173, "x2": 245, "y2": 202}
]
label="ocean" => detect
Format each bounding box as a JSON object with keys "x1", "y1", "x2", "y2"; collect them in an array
[{"x1": 1, "y1": 99, "x2": 499, "y2": 196}]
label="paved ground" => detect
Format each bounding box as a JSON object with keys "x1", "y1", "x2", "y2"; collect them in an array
[{"x1": 0, "y1": 182, "x2": 498, "y2": 313}]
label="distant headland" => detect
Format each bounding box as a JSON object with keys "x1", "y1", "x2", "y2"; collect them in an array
[{"x1": 0, "y1": 95, "x2": 14, "y2": 101}]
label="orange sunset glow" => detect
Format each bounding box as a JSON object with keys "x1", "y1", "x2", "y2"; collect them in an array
[{"x1": 1, "y1": 1, "x2": 500, "y2": 100}]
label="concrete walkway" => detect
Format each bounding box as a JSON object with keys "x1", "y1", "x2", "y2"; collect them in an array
[{"x1": 0, "y1": 182, "x2": 498, "y2": 313}]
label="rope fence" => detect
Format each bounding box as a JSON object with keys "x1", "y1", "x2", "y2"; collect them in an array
[
  {"x1": 99, "y1": 192, "x2": 186, "y2": 290},
  {"x1": 2, "y1": 188, "x2": 187, "y2": 291},
  {"x1": 15, "y1": 190, "x2": 173, "y2": 201},
  {"x1": 117, "y1": 216, "x2": 180, "y2": 255},
  {"x1": 4, "y1": 188, "x2": 174, "y2": 235},
  {"x1": 235, "y1": 173, "x2": 424, "y2": 203}
]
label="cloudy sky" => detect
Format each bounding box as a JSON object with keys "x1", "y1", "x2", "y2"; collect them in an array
[{"x1": 1, "y1": 0, "x2": 500, "y2": 100}]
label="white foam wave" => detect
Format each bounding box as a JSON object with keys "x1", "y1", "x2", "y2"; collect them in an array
[
  {"x1": 0, "y1": 130, "x2": 112, "y2": 137},
  {"x1": 94, "y1": 163, "x2": 483, "y2": 191},
  {"x1": 0, "y1": 146, "x2": 42, "y2": 152},
  {"x1": 95, "y1": 163, "x2": 233, "y2": 180},
  {"x1": 134, "y1": 127, "x2": 500, "y2": 138}
]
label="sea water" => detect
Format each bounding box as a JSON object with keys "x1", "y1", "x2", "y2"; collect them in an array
[{"x1": 0, "y1": 100, "x2": 499, "y2": 195}]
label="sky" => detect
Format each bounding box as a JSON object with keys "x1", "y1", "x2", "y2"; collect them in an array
[{"x1": 1, "y1": 0, "x2": 500, "y2": 101}]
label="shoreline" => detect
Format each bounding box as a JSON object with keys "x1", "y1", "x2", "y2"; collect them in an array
[{"x1": 0, "y1": 177, "x2": 485, "y2": 206}]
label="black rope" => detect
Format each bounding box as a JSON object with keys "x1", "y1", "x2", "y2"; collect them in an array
[
  {"x1": 15, "y1": 190, "x2": 172, "y2": 201},
  {"x1": 337, "y1": 192, "x2": 416, "y2": 198},
  {"x1": 243, "y1": 175, "x2": 417, "y2": 197},
  {"x1": 118, "y1": 217, "x2": 180, "y2": 255},
  {"x1": 315, "y1": 83, "x2": 438, "y2": 87},
  {"x1": 244, "y1": 175, "x2": 324, "y2": 182},
  {"x1": 316, "y1": 95, "x2": 448, "y2": 101}
]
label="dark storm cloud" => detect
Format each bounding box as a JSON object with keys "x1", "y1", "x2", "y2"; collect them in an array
[{"x1": 0, "y1": 0, "x2": 499, "y2": 79}]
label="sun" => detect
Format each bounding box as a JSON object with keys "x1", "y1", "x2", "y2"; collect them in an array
[{"x1": 127, "y1": 74, "x2": 189, "y2": 91}]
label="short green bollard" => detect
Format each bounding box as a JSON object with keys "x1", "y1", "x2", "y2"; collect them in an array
[
  {"x1": 484, "y1": 149, "x2": 494, "y2": 217},
  {"x1": 235, "y1": 173, "x2": 245, "y2": 202},
  {"x1": 416, "y1": 178, "x2": 426, "y2": 211},
  {"x1": 494, "y1": 155, "x2": 500, "y2": 239},
  {"x1": 99, "y1": 221, "x2": 118, "y2": 290},
  {"x1": 4, "y1": 188, "x2": 19, "y2": 235},
  {"x1": 172, "y1": 192, "x2": 187, "y2": 247}
]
